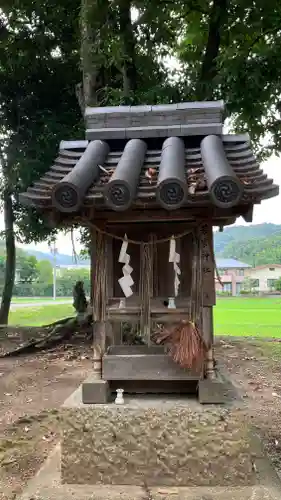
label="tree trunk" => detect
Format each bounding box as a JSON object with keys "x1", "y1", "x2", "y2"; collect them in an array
[
  {"x1": 0, "y1": 189, "x2": 16, "y2": 325},
  {"x1": 80, "y1": 0, "x2": 109, "y2": 107},
  {"x1": 119, "y1": 0, "x2": 137, "y2": 103},
  {"x1": 196, "y1": 0, "x2": 228, "y2": 100}
]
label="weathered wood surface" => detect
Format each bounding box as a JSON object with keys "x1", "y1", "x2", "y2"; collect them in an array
[
  {"x1": 102, "y1": 345, "x2": 201, "y2": 380},
  {"x1": 202, "y1": 306, "x2": 214, "y2": 346},
  {"x1": 200, "y1": 222, "x2": 216, "y2": 306}
]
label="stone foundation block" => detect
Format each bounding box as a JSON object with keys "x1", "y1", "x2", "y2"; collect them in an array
[
  {"x1": 82, "y1": 377, "x2": 110, "y2": 404},
  {"x1": 198, "y1": 375, "x2": 230, "y2": 404},
  {"x1": 61, "y1": 399, "x2": 260, "y2": 487}
]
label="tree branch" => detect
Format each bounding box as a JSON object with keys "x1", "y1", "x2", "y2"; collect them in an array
[
  {"x1": 245, "y1": 26, "x2": 281, "y2": 57},
  {"x1": 133, "y1": 1, "x2": 206, "y2": 28}
]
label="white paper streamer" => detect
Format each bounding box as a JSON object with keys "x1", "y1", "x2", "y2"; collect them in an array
[
  {"x1": 169, "y1": 235, "x2": 181, "y2": 297},
  {"x1": 118, "y1": 234, "x2": 134, "y2": 297}
]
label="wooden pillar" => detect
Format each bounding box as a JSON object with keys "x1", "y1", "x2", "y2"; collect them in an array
[
  {"x1": 91, "y1": 227, "x2": 112, "y2": 379},
  {"x1": 106, "y1": 235, "x2": 113, "y2": 299},
  {"x1": 90, "y1": 228, "x2": 96, "y2": 305},
  {"x1": 140, "y1": 240, "x2": 153, "y2": 345},
  {"x1": 200, "y1": 222, "x2": 216, "y2": 380},
  {"x1": 203, "y1": 306, "x2": 215, "y2": 379}
]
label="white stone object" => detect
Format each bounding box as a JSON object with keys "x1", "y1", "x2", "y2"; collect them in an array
[
  {"x1": 115, "y1": 388, "x2": 124, "y2": 405},
  {"x1": 119, "y1": 299, "x2": 126, "y2": 309},
  {"x1": 168, "y1": 297, "x2": 176, "y2": 309}
]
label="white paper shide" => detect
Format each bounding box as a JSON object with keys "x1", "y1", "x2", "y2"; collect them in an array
[
  {"x1": 169, "y1": 235, "x2": 181, "y2": 300},
  {"x1": 118, "y1": 234, "x2": 134, "y2": 298}
]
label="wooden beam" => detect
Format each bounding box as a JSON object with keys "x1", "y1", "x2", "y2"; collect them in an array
[
  {"x1": 90, "y1": 227, "x2": 97, "y2": 304},
  {"x1": 41, "y1": 205, "x2": 245, "y2": 228}
]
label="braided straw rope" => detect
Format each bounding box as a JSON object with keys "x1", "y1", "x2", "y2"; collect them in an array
[
  {"x1": 75, "y1": 217, "x2": 193, "y2": 245},
  {"x1": 74, "y1": 216, "x2": 222, "y2": 285}
]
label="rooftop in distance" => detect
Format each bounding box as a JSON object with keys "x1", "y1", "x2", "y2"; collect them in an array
[{"x1": 216, "y1": 258, "x2": 251, "y2": 269}]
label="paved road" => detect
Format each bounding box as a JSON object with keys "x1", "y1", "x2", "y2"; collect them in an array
[{"x1": 10, "y1": 299, "x2": 72, "y2": 310}]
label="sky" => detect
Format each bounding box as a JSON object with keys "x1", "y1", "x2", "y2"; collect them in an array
[{"x1": 0, "y1": 153, "x2": 278, "y2": 256}]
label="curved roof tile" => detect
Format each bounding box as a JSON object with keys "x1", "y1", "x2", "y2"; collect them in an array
[{"x1": 19, "y1": 135, "x2": 279, "y2": 213}]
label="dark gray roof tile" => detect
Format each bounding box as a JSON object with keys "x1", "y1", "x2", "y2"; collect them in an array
[{"x1": 20, "y1": 134, "x2": 279, "y2": 214}]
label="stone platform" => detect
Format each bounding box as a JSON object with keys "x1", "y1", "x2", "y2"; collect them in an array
[
  {"x1": 18, "y1": 445, "x2": 281, "y2": 500},
  {"x1": 18, "y1": 383, "x2": 281, "y2": 500},
  {"x1": 61, "y1": 385, "x2": 273, "y2": 488}
]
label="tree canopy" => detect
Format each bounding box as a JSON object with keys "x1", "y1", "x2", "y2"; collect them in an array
[
  {"x1": 1, "y1": 0, "x2": 281, "y2": 321},
  {"x1": 0, "y1": 0, "x2": 83, "y2": 242},
  {"x1": 1, "y1": 0, "x2": 281, "y2": 241}
]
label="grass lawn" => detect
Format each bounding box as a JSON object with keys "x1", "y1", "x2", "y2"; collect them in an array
[
  {"x1": 214, "y1": 297, "x2": 281, "y2": 337},
  {"x1": 9, "y1": 304, "x2": 74, "y2": 326},
  {"x1": 6, "y1": 296, "x2": 281, "y2": 337},
  {"x1": 11, "y1": 297, "x2": 71, "y2": 303}
]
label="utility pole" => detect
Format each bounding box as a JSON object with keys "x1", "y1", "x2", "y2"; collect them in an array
[{"x1": 49, "y1": 241, "x2": 57, "y2": 301}]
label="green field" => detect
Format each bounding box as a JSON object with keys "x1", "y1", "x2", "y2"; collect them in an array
[
  {"x1": 11, "y1": 297, "x2": 71, "y2": 303},
  {"x1": 9, "y1": 304, "x2": 74, "y2": 326},
  {"x1": 6, "y1": 297, "x2": 281, "y2": 337},
  {"x1": 214, "y1": 297, "x2": 281, "y2": 337}
]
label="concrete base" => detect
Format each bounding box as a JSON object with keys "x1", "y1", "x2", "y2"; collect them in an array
[{"x1": 81, "y1": 377, "x2": 110, "y2": 404}]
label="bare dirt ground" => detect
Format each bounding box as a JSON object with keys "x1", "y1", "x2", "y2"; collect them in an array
[
  {"x1": 0, "y1": 340, "x2": 92, "y2": 500},
  {"x1": 216, "y1": 338, "x2": 281, "y2": 478},
  {"x1": 0, "y1": 337, "x2": 281, "y2": 499}
]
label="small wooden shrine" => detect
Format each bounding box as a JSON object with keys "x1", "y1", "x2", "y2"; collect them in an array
[{"x1": 20, "y1": 101, "x2": 279, "y2": 403}]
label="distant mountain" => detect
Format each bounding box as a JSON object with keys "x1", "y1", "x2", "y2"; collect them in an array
[
  {"x1": 215, "y1": 223, "x2": 281, "y2": 266},
  {"x1": 1, "y1": 222, "x2": 281, "y2": 268},
  {"x1": 0, "y1": 240, "x2": 90, "y2": 266},
  {"x1": 23, "y1": 223, "x2": 281, "y2": 266},
  {"x1": 25, "y1": 248, "x2": 90, "y2": 266},
  {"x1": 214, "y1": 223, "x2": 281, "y2": 255}
]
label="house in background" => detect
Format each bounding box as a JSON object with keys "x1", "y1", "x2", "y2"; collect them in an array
[
  {"x1": 245, "y1": 264, "x2": 281, "y2": 293},
  {"x1": 215, "y1": 258, "x2": 251, "y2": 296}
]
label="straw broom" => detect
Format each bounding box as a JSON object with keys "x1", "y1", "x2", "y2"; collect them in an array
[
  {"x1": 152, "y1": 320, "x2": 207, "y2": 370},
  {"x1": 152, "y1": 225, "x2": 209, "y2": 371}
]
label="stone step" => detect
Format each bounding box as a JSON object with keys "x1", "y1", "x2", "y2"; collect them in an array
[
  {"x1": 19, "y1": 447, "x2": 281, "y2": 500},
  {"x1": 18, "y1": 446, "x2": 281, "y2": 500}
]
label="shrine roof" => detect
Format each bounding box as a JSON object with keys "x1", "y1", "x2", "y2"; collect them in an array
[{"x1": 19, "y1": 134, "x2": 278, "y2": 214}]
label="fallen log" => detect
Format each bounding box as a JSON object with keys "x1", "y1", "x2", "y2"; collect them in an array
[
  {"x1": 0, "y1": 315, "x2": 93, "y2": 358},
  {"x1": 0, "y1": 316, "x2": 148, "y2": 358}
]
